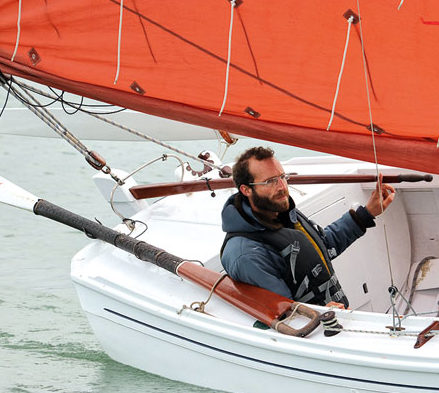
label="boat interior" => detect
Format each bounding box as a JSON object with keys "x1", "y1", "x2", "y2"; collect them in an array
[{"x1": 92, "y1": 153, "x2": 439, "y2": 319}]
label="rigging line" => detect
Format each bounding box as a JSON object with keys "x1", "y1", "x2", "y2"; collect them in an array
[
  {"x1": 10, "y1": 0, "x2": 22, "y2": 62},
  {"x1": 357, "y1": 0, "x2": 395, "y2": 287},
  {"x1": 84, "y1": 111, "x2": 224, "y2": 171},
  {"x1": 7, "y1": 87, "x2": 87, "y2": 155},
  {"x1": 114, "y1": 0, "x2": 124, "y2": 84},
  {"x1": 219, "y1": 0, "x2": 236, "y2": 117},
  {"x1": 327, "y1": 15, "x2": 354, "y2": 131},
  {"x1": 356, "y1": 1, "x2": 383, "y2": 212},
  {"x1": 353, "y1": 26, "x2": 378, "y2": 102},
  {"x1": 4, "y1": 80, "x2": 122, "y2": 181},
  {"x1": 44, "y1": 87, "x2": 126, "y2": 114},
  {"x1": 108, "y1": 0, "x2": 371, "y2": 130},
  {"x1": 8, "y1": 83, "x2": 90, "y2": 156},
  {"x1": 0, "y1": 75, "x2": 12, "y2": 118},
  {"x1": 15, "y1": 79, "x2": 126, "y2": 114},
  {"x1": 397, "y1": 0, "x2": 405, "y2": 11},
  {"x1": 61, "y1": 93, "x2": 83, "y2": 115},
  {"x1": 12, "y1": 80, "x2": 61, "y2": 108}
]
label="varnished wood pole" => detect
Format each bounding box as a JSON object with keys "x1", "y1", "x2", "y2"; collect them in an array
[{"x1": 129, "y1": 173, "x2": 433, "y2": 200}]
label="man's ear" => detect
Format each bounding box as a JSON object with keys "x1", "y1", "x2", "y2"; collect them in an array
[{"x1": 239, "y1": 184, "x2": 252, "y2": 197}]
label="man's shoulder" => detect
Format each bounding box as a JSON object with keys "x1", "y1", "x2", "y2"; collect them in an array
[{"x1": 221, "y1": 234, "x2": 277, "y2": 263}]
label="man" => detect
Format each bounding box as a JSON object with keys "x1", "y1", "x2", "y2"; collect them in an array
[{"x1": 220, "y1": 147, "x2": 394, "y2": 307}]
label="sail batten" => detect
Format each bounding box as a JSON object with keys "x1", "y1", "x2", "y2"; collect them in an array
[{"x1": 0, "y1": 1, "x2": 438, "y2": 172}]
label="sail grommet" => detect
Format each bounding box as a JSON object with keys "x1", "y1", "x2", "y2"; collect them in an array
[
  {"x1": 28, "y1": 48, "x2": 41, "y2": 66},
  {"x1": 130, "y1": 81, "x2": 145, "y2": 95},
  {"x1": 244, "y1": 107, "x2": 260, "y2": 118},
  {"x1": 343, "y1": 9, "x2": 359, "y2": 24},
  {"x1": 320, "y1": 311, "x2": 343, "y2": 337},
  {"x1": 226, "y1": 0, "x2": 243, "y2": 7},
  {"x1": 367, "y1": 124, "x2": 385, "y2": 135}
]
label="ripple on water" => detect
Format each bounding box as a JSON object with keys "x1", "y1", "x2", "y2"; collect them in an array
[{"x1": 3, "y1": 339, "x2": 110, "y2": 363}]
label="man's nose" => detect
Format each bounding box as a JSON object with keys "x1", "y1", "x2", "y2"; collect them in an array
[{"x1": 276, "y1": 177, "x2": 288, "y2": 191}]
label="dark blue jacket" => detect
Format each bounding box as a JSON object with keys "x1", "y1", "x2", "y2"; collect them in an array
[{"x1": 221, "y1": 193, "x2": 374, "y2": 300}]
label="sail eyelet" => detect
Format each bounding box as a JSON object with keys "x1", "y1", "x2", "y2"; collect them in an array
[
  {"x1": 244, "y1": 107, "x2": 260, "y2": 118},
  {"x1": 130, "y1": 81, "x2": 145, "y2": 95},
  {"x1": 28, "y1": 48, "x2": 41, "y2": 66}
]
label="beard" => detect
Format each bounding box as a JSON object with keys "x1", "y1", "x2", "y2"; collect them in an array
[{"x1": 251, "y1": 188, "x2": 290, "y2": 213}]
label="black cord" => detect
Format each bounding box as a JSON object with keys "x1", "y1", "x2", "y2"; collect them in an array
[
  {"x1": 0, "y1": 75, "x2": 12, "y2": 118},
  {"x1": 9, "y1": 77, "x2": 126, "y2": 115}
]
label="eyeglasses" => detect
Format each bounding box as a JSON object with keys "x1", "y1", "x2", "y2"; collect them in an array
[{"x1": 248, "y1": 173, "x2": 291, "y2": 187}]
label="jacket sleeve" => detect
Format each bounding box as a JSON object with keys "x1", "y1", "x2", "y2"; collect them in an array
[
  {"x1": 322, "y1": 206, "x2": 375, "y2": 257},
  {"x1": 221, "y1": 237, "x2": 293, "y2": 299}
]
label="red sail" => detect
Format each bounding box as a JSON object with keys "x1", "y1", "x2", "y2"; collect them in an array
[{"x1": 0, "y1": 1, "x2": 438, "y2": 172}]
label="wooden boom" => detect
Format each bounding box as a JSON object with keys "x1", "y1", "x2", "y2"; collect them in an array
[{"x1": 129, "y1": 173, "x2": 433, "y2": 200}]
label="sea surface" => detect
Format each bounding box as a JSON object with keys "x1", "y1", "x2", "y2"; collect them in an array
[{"x1": 0, "y1": 132, "x2": 321, "y2": 393}]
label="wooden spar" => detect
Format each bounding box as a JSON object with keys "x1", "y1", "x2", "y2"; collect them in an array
[
  {"x1": 129, "y1": 173, "x2": 433, "y2": 200},
  {"x1": 177, "y1": 263, "x2": 320, "y2": 337},
  {"x1": 30, "y1": 198, "x2": 319, "y2": 337}
]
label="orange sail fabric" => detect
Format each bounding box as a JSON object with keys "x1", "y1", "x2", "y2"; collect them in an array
[{"x1": 0, "y1": 1, "x2": 438, "y2": 172}]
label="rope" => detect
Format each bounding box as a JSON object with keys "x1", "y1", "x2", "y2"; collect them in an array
[
  {"x1": 218, "y1": 0, "x2": 236, "y2": 116},
  {"x1": 114, "y1": 0, "x2": 124, "y2": 84},
  {"x1": 178, "y1": 273, "x2": 229, "y2": 314},
  {"x1": 274, "y1": 303, "x2": 301, "y2": 332},
  {"x1": 109, "y1": 154, "x2": 185, "y2": 224},
  {"x1": 0, "y1": 81, "x2": 124, "y2": 183},
  {"x1": 4, "y1": 83, "x2": 88, "y2": 156},
  {"x1": 357, "y1": 0, "x2": 397, "y2": 295},
  {"x1": 16, "y1": 79, "x2": 125, "y2": 114},
  {"x1": 10, "y1": 0, "x2": 22, "y2": 62},
  {"x1": 326, "y1": 15, "x2": 354, "y2": 131},
  {"x1": 82, "y1": 111, "x2": 224, "y2": 172},
  {"x1": 5, "y1": 78, "x2": 225, "y2": 174},
  {"x1": 0, "y1": 74, "x2": 12, "y2": 118},
  {"x1": 323, "y1": 325, "x2": 439, "y2": 338},
  {"x1": 397, "y1": 0, "x2": 405, "y2": 10}
]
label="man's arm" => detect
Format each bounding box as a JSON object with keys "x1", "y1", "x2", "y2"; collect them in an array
[
  {"x1": 221, "y1": 237, "x2": 293, "y2": 299},
  {"x1": 323, "y1": 173, "x2": 395, "y2": 257}
]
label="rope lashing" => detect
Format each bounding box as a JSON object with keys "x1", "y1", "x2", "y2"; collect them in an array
[
  {"x1": 179, "y1": 273, "x2": 229, "y2": 314},
  {"x1": 202, "y1": 178, "x2": 216, "y2": 197},
  {"x1": 273, "y1": 302, "x2": 301, "y2": 332}
]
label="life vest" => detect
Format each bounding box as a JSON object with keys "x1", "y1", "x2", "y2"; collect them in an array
[{"x1": 221, "y1": 210, "x2": 349, "y2": 307}]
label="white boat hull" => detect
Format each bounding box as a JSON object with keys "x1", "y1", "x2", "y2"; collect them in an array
[{"x1": 72, "y1": 246, "x2": 439, "y2": 393}]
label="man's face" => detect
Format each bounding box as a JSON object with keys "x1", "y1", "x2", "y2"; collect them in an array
[{"x1": 243, "y1": 157, "x2": 290, "y2": 214}]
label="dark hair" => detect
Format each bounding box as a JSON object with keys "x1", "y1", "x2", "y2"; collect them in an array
[{"x1": 233, "y1": 146, "x2": 274, "y2": 190}]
